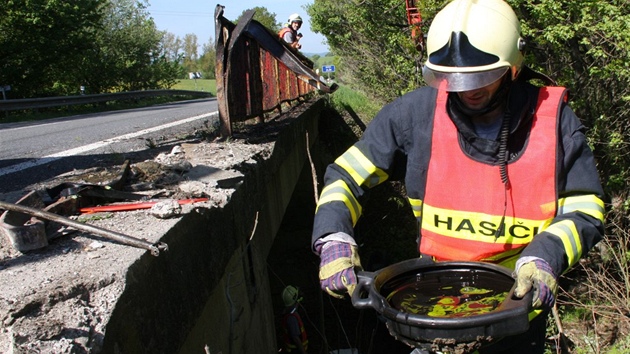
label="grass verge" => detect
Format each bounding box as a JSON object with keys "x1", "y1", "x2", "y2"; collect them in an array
[
  {"x1": 327, "y1": 84, "x2": 382, "y2": 124},
  {"x1": 171, "y1": 78, "x2": 216, "y2": 93}
]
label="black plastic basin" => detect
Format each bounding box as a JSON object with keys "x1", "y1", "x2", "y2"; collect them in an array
[{"x1": 352, "y1": 258, "x2": 532, "y2": 352}]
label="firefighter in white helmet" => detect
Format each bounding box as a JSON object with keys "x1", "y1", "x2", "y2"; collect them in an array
[
  {"x1": 312, "y1": 0, "x2": 605, "y2": 353},
  {"x1": 278, "y1": 13, "x2": 303, "y2": 49}
]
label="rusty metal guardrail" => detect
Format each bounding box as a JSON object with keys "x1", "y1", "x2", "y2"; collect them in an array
[
  {"x1": 215, "y1": 5, "x2": 338, "y2": 137},
  {"x1": 0, "y1": 89, "x2": 212, "y2": 112}
]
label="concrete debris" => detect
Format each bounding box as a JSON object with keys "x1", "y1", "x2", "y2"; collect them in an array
[
  {"x1": 149, "y1": 199, "x2": 182, "y2": 219},
  {"x1": 0, "y1": 134, "x2": 278, "y2": 352},
  {"x1": 155, "y1": 152, "x2": 193, "y2": 172},
  {"x1": 89, "y1": 241, "x2": 105, "y2": 250},
  {"x1": 0, "y1": 137, "x2": 269, "y2": 257},
  {"x1": 178, "y1": 181, "x2": 211, "y2": 197}
]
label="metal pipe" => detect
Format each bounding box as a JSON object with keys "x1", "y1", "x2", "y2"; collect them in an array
[{"x1": 0, "y1": 200, "x2": 168, "y2": 256}]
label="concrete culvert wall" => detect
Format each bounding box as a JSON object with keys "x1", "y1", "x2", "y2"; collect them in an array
[{"x1": 103, "y1": 99, "x2": 324, "y2": 353}]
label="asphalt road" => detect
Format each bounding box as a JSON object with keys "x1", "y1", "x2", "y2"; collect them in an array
[{"x1": 0, "y1": 98, "x2": 219, "y2": 194}]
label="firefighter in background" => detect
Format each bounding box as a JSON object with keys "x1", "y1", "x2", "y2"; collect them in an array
[
  {"x1": 278, "y1": 13, "x2": 303, "y2": 49},
  {"x1": 311, "y1": 0, "x2": 605, "y2": 353},
  {"x1": 280, "y1": 285, "x2": 308, "y2": 353}
]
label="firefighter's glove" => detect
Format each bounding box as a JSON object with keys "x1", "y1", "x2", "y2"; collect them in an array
[
  {"x1": 514, "y1": 258, "x2": 558, "y2": 310},
  {"x1": 317, "y1": 240, "x2": 362, "y2": 299}
]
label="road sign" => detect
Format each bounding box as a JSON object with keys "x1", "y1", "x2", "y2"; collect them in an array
[{"x1": 322, "y1": 65, "x2": 336, "y2": 73}]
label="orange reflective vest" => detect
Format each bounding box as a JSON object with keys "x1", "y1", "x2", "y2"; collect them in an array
[
  {"x1": 278, "y1": 27, "x2": 293, "y2": 39},
  {"x1": 420, "y1": 87, "x2": 567, "y2": 266},
  {"x1": 281, "y1": 311, "x2": 308, "y2": 352},
  {"x1": 278, "y1": 27, "x2": 300, "y2": 48}
]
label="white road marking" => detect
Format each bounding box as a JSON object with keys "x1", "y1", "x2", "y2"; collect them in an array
[{"x1": 0, "y1": 112, "x2": 218, "y2": 177}]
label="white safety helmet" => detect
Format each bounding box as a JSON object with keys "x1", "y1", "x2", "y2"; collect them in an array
[
  {"x1": 288, "y1": 13, "x2": 303, "y2": 24},
  {"x1": 422, "y1": 0, "x2": 525, "y2": 92}
]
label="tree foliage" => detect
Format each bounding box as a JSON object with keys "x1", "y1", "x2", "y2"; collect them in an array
[
  {"x1": 508, "y1": 0, "x2": 630, "y2": 195},
  {"x1": 199, "y1": 37, "x2": 217, "y2": 79},
  {"x1": 86, "y1": 0, "x2": 180, "y2": 92},
  {"x1": 0, "y1": 0, "x2": 105, "y2": 97},
  {"x1": 182, "y1": 33, "x2": 199, "y2": 73},
  {"x1": 306, "y1": 0, "x2": 445, "y2": 103},
  {"x1": 237, "y1": 6, "x2": 281, "y2": 34},
  {"x1": 160, "y1": 31, "x2": 183, "y2": 62},
  {"x1": 0, "y1": 0, "x2": 181, "y2": 98}
]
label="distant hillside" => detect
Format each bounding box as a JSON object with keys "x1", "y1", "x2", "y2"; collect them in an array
[{"x1": 304, "y1": 52, "x2": 330, "y2": 57}]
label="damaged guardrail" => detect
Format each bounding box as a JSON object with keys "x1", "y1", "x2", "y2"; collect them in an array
[{"x1": 215, "y1": 4, "x2": 338, "y2": 137}]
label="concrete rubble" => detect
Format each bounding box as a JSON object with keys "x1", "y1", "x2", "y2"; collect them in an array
[{"x1": 0, "y1": 137, "x2": 274, "y2": 352}]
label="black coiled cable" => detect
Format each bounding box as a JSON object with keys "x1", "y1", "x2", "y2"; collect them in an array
[
  {"x1": 497, "y1": 108, "x2": 512, "y2": 187},
  {"x1": 494, "y1": 103, "x2": 512, "y2": 241}
]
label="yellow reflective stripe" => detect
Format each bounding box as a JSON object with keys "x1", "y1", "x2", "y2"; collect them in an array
[
  {"x1": 528, "y1": 308, "x2": 544, "y2": 321},
  {"x1": 422, "y1": 204, "x2": 544, "y2": 244},
  {"x1": 316, "y1": 180, "x2": 362, "y2": 225},
  {"x1": 408, "y1": 197, "x2": 423, "y2": 218},
  {"x1": 486, "y1": 250, "x2": 522, "y2": 268},
  {"x1": 542, "y1": 220, "x2": 582, "y2": 268},
  {"x1": 558, "y1": 195, "x2": 605, "y2": 222},
  {"x1": 334, "y1": 146, "x2": 389, "y2": 188}
]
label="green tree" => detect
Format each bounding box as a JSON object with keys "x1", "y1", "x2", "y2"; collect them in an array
[
  {"x1": 199, "y1": 37, "x2": 216, "y2": 79},
  {"x1": 84, "y1": 0, "x2": 180, "y2": 92},
  {"x1": 306, "y1": 0, "x2": 439, "y2": 103},
  {"x1": 161, "y1": 31, "x2": 183, "y2": 62},
  {"x1": 0, "y1": 0, "x2": 105, "y2": 98},
  {"x1": 182, "y1": 33, "x2": 199, "y2": 75},
  {"x1": 508, "y1": 0, "x2": 630, "y2": 195},
  {"x1": 237, "y1": 6, "x2": 281, "y2": 33},
  {"x1": 0, "y1": 0, "x2": 180, "y2": 97}
]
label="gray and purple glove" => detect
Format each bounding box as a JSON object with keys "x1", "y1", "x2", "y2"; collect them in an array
[
  {"x1": 316, "y1": 239, "x2": 362, "y2": 299},
  {"x1": 514, "y1": 257, "x2": 558, "y2": 310}
]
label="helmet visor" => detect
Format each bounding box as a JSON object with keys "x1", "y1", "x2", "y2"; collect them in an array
[{"x1": 422, "y1": 66, "x2": 509, "y2": 92}]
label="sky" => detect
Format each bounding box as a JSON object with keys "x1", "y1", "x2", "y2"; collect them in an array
[{"x1": 147, "y1": 0, "x2": 330, "y2": 54}]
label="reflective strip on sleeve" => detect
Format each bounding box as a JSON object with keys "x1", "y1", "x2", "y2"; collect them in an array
[
  {"x1": 558, "y1": 195, "x2": 605, "y2": 222},
  {"x1": 542, "y1": 220, "x2": 582, "y2": 268},
  {"x1": 334, "y1": 146, "x2": 389, "y2": 188},
  {"x1": 316, "y1": 180, "x2": 362, "y2": 225},
  {"x1": 408, "y1": 197, "x2": 423, "y2": 219}
]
